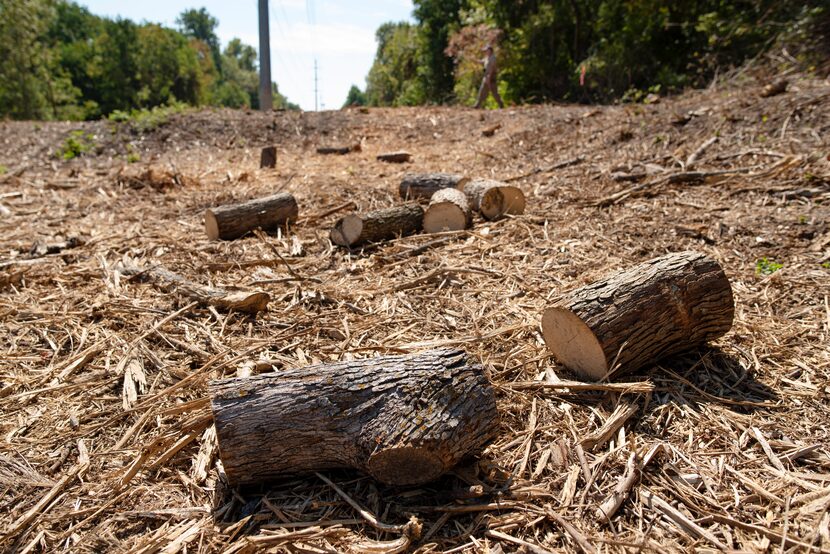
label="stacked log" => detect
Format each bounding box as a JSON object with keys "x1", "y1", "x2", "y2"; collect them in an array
[
  {"x1": 463, "y1": 179, "x2": 526, "y2": 220},
  {"x1": 423, "y1": 188, "x2": 472, "y2": 233},
  {"x1": 399, "y1": 173, "x2": 469, "y2": 200}
]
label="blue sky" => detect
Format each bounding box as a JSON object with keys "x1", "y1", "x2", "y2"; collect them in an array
[{"x1": 78, "y1": 0, "x2": 414, "y2": 110}]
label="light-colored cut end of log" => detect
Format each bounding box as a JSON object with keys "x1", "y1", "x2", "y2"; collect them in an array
[
  {"x1": 217, "y1": 291, "x2": 271, "y2": 314},
  {"x1": 367, "y1": 446, "x2": 445, "y2": 485},
  {"x1": 542, "y1": 306, "x2": 608, "y2": 381},
  {"x1": 204, "y1": 210, "x2": 220, "y2": 241},
  {"x1": 501, "y1": 186, "x2": 526, "y2": 215},
  {"x1": 424, "y1": 203, "x2": 467, "y2": 233},
  {"x1": 330, "y1": 215, "x2": 363, "y2": 246}
]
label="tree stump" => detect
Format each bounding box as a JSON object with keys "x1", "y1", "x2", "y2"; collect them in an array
[
  {"x1": 399, "y1": 173, "x2": 469, "y2": 200},
  {"x1": 377, "y1": 151, "x2": 412, "y2": 163},
  {"x1": 330, "y1": 204, "x2": 423, "y2": 247},
  {"x1": 209, "y1": 348, "x2": 499, "y2": 486},
  {"x1": 205, "y1": 192, "x2": 298, "y2": 241},
  {"x1": 463, "y1": 180, "x2": 526, "y2": 220},
  {"x1": 541, "y1": 251, "x2": 734, "y2": 380},
  {"x1": 423, "y1": 188, "x2": 472, "y2": 233},
  {"x1": 260, "y1": 146, "x2": 277, "y2": 168}
]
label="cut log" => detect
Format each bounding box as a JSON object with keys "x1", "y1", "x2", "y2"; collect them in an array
[
  {"x1": 330, "y1": 203, "x2": 423, "y2": 247},
  {"x1": 260, "y1": 146, "x2": 277, "y2": 168},
  {"x1": 121, "y1": 265, "x2": 270, "y2": 313},
  {"x1": 760, "y1": 80, "x2": 788, "y2": 98},
  {"x1": 317, "y1": 144, "x2": 359, "y2": 155},
  {"x1": 482, "y1": 123, "x2": 502, "y2": 137},
  {"x1": 399, "y1": 173, "x2": 469, "y2": 200},
  {"x1": 205, "y1": 192, "x2": 298, "y2": 241},
  {"x1": 541, "y1": 251, "x2": 734, "y2": 381},
  {"x1": 423, "y1": 188, "x2": 472, "y2": 233},
  {"x1": 377, "y1": 151, "x2": 412, "y2": 163},
  {"x1": 209, "y1": 348, "x2": 499, "y2": 486},
  {"x1": 463, "y1": 179, "x2": 526, "y2": 220}
]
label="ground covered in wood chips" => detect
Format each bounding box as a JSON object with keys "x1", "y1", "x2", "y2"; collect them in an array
[{"x1": 1, "y1": 71, "x2": 829, "y2": 553}]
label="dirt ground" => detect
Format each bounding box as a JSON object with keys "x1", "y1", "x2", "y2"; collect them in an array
[{"x1": 1, "y1": 71, "x2": 829, "y2": 553}]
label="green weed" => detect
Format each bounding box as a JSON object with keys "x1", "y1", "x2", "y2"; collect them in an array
[
  {"x1": 0, "y1": 165, "x2": 6, "y2": 175},
  {"x1": 59, "y1": 130, "x2": 95, "y2": 160},
  {"x1": 108, "y1": 102, "x2": 189, "y2": 133},
  {"x1": 822, "y1": 261, "x2": 830, "y2": 269},
  {"x1": 756, "y1": 257, "x2": 783, "y2": 276}
]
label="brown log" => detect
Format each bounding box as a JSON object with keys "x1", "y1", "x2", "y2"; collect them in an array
[
  {"x1": 399, "y1": 173, "x2": 469, "y2": 200},
  {"x1": 209, "y1": 348, "x2": 499, "y2": 486},
  {"x1": 463, "y1": 179, "x2": 526, "y2": 220},
  {"x1": 760, "y1": 79, "x2": 788, "y2": 98},
  {"x1": 260, "y1": 146, "x2": 277, "y2": 168},
  {"x1": 482, "y1": 123, "x2": 502, "y2": 137},
  {"x1": 423, "y1": 188, "x2": 472, "y2": 233},
  {"x1": 121, "y1": 265, "x2": 270, "y2": 313},
  {"x1": 330, "y1": 203, "x2": 423, "y2": 247},
  {"x1": 541, "y1": 251, "x2": 734, "y2": 380},
  {"x1": 205, "y1": 192, "x2": 298, "y2": 241},
  {"x1": 317, "y1": 144, "x2": 359, "y2": 155},
  {"x1": 377, "y1": 151, "x2": 412, "y2": 163}
]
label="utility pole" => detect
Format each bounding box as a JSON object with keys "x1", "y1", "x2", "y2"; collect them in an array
[
  {"x1": 258, "y1": 0, "x2": 273, "y2": 111},
  {"x1": 314, "y1": 59, "x2": 319, "y2": 112}
]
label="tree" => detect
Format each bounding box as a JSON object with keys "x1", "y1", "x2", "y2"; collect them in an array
[
  {"x1": 177, "y1": 8, "x2": 221, "y2": 73},
  {"x1": 343, "y1": 85, "x2": 367, "y2": 107},
  {"x1": 413, "y1": 0, "x2": 468, "y2": 103},
  {"x1": 366, "y1": 22, "x2": 423, "y2": 106}
]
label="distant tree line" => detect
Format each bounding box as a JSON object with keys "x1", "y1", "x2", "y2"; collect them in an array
[
  {"x1": 0, "y1": 0, "x2": 298, "y2": 120},
  {"x1": 351, "y1": 0, "x2": 829, "y2": 107}
]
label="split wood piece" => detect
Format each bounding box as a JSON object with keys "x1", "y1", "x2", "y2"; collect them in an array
[
  {"x1": 260, "y1": 146, "x2": 277, "y2": 168},
  {"x1": 399, "y1": 173, "x2": 469, "y2": 200},
  {"x1": 541, "y1": 251, "x2": 734, "y2": 381},
  {"x1": 209, "y1": 348, "x2": 499, "y2": 486},
  {"x1": 330, "y1": 203, "x2": 424, "y2": 247},
  {"x1": 121, "y1": 265, "x2": 270, "y2": 314},
  {"x1": 377, "y1": 151, "x2": 412, "y2": 163},
  {"x1": 423, "y1": 188, "x2": 472, "y2": 233},
  {"x1": 317, "y1": 144, "x2": 359, "y2": 155},
  {"x1": 204, "y1": 192, "x2": 298, "y2": 241},
  {"x1": 463, "y1": 179, "x2": 526, "y2": 220}
]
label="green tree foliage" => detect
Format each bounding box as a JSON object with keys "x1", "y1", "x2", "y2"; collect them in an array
[
  {"x1": 0, "y1": 1, "x2": 298, "y2": 120},
  {"x1": 366, "y1": 22, "x2": 423, "y2": 106},
  {"x1": 412, "y1": 0, "x2": 468, "y2": 103},
  {"x1": 343, "y1": 85, "x2": 367, "y2": 107}
]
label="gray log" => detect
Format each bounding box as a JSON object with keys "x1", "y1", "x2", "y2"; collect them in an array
[
  {"x1": 399, "y1": 173, "x2": 469, "y2": 200},
  {"x1": 205, "y1": 192, "x2": 298, "y2": 241},
  {"x1": 377, "y1": 151, "x2": 412, "y2": 163},
  {"x1": 330, "y1": 204, "x2": 423, "y2": 247},
  {"x1": 209, "y1": 348, "x2": 499, "y2": 486}
]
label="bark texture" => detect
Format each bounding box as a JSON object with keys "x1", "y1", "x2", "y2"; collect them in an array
[
  {"x1": 377, "y1": 151, "x2": 412, "y2": 163},
  {"x1": 121, "y1": 265, "x2": 270, "y2": 313},
  {"x1": 463, "y1": 180, "x2": 526, "y2": 220},
  {"x1": 205, "y1": 192, "x2": 298, "y2": 241},
  {"x1": 542, "y1": 251, "x2": 734, "y2": 380},
  {"x1": 424, "y1": 188, "x2": 472, "y2": 233},
  {"x1": 209, "y1": 348, "x2": 499, "y2": 486},
  {"x1": 317, "y1": 145, "x2": 358, "y2": 155},
  {"x1": 330, "y1": 204, "x2": 424, "y2": 247},
  {"x1": 260, "y1": 146, "x2": 277, "y2": 168},
  {"x1": 399, "y1": 173, "x2": 469, "y2": 200}
]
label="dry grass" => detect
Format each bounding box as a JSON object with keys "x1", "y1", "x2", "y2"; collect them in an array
[{"x1": 0, "y1": 71, "x2": 829, "y2": 553}]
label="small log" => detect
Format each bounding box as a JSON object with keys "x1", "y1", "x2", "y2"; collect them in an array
[
  {"x1": 377, "y1": 151, "x2": 412, "y2": 163},
  {"x1": 482, "y1": 123, "x2": 502, "y2": 137},
  {"x1": 260, "y1": 146, "x2": 277, "y2": 168},
  {"x1": 330, "y1": 203, "x2": 423, "y2": 247},
  {"x1": 121, "y1": 265, "x2": 270, "y2": 313},
  {"x1": 541, "y1": 251, "x2": 734, "y2": 380},
  {"x1": 209, "y1": 348, "x2": 499, "y2": 486},
  {"x1": 423, "y1": 188, "x2": 472, "y2": 233},
  {"x1": 463, "y1": 179, "x2": 526, "y2": 220},
  {"x1": 760, "y1": 79, "x2": 788, "y2": 98},
  {"x1": 317, "y1": 145, "x2": 358, "y2": 155},
  {"x1": 205, "y1": 192, "x2": 298, "y2": 241},
  {"x1": 399, "y1": 173, "x2": 469, "y2": 200}
]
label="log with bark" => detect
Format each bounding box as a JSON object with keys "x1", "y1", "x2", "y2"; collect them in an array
[
  {"x1": 377, "y1": 151, "x2": 412, "y2": 163},
  {"x1": 541, "y1": 251, "x2": 734, "y2": 380},
  {"x1": 204, "y1": 192, "x2": 298, "y2": 241},
  {"x1": 330, "y1": 203, "x2": 424, "y2": 247},
  {"x1": 423, "y1": 188, "x2": 472, "y2": 233},
  {"x1": 317, "y1": 145, "x2": 359, "y2": 155},
  {"x1": 209, "y1": 348, "x2": 499, "y2": 486},
  {"x1": 463, "y1": 179, "x2": 526, "y2": 220},
  {"x1": 399, "y1": 173, "x2": 469, "y2": 200},
  {"x1": 121, "y1": 265, "x2": 270, "y2": 313},
  {"x1": 260, "y1": 146, "x2": 277, "y2": 168}
]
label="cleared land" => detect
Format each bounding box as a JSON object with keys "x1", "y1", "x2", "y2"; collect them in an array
[{"x1": 0, "y1": 73, "x2": 828, "y2": 553}]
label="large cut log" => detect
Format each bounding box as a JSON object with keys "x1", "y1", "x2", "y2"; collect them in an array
[
  {"x1": 121, "y1": 265, "x2": 270, "y2": 313},
  {"x1": 260, "y1": 146, "x2": 277, "y2": 168},
  {"x1": 209, "y1": 348, "x2": 499, "y2": 486},
  {"x1": 423, "y1": 188, "x2": 472, "y2": 233},
  {"x1": 205, "y1": 192, "x2": 298, "y2": 241},
  {"x1": 541, "y1": 251, "x2": 734, "y2": 380},
  {"x1": 463, "y1": 180, "x2": 526, "y2": 220},
  {"x1": 330, "y1": 203, "x2": 423, "y2": 247},
  {"x1": 399, "y1": 173, "x2": 469, "y2": 200}
]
